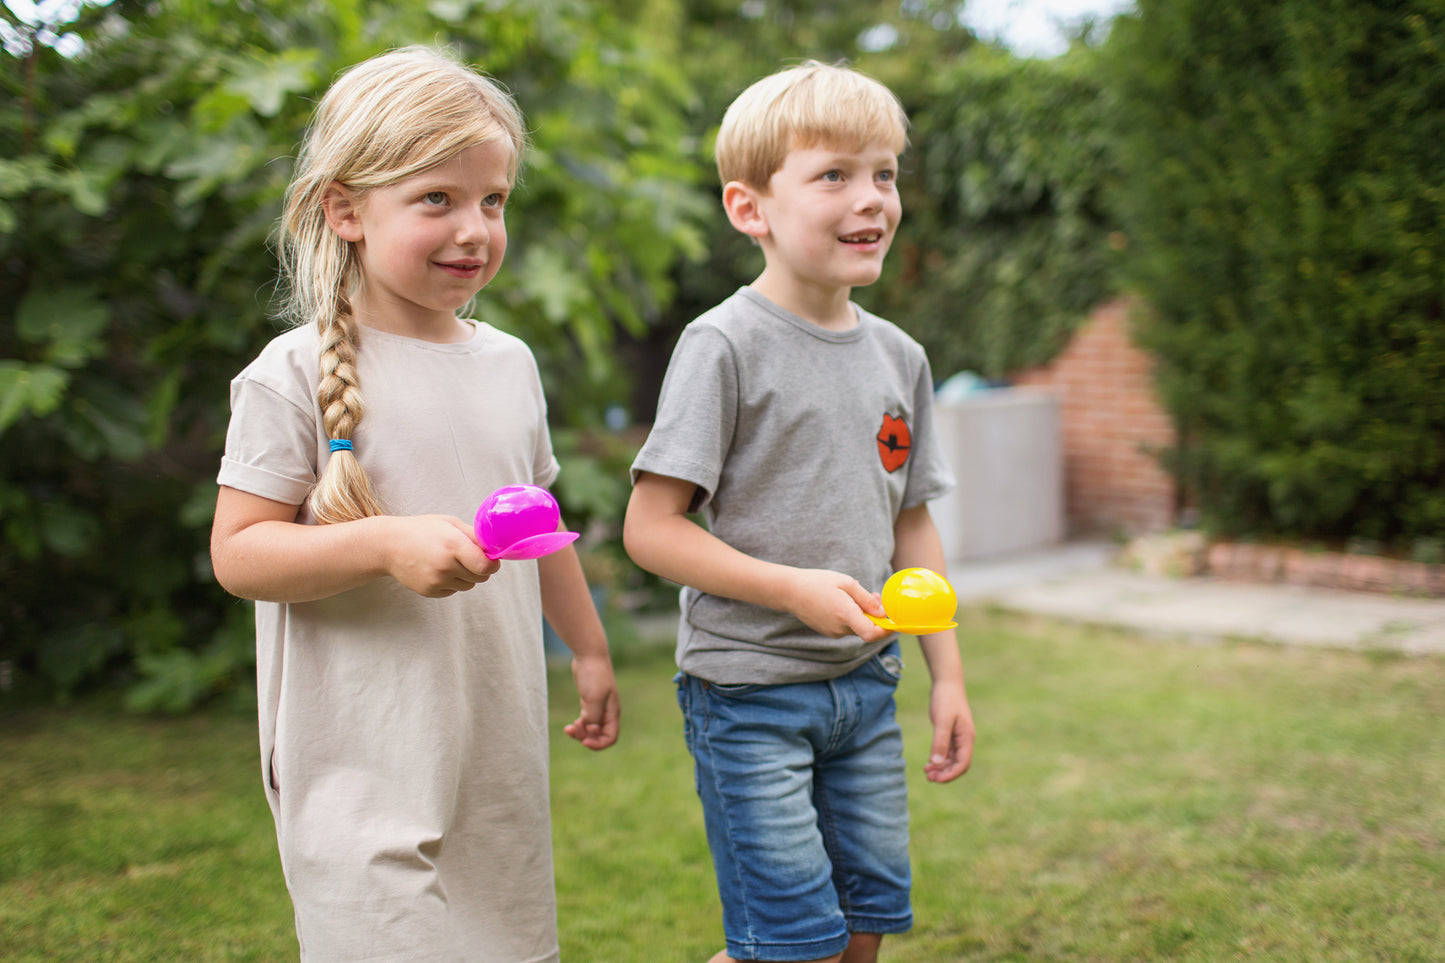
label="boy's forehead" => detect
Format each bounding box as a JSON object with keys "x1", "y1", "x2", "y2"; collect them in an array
[{"x1": 785, "y1": 135, "x2": 901, "y2": 162}]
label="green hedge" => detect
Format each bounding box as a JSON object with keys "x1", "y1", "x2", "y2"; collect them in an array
[
  {"x1": 0, "y1": 0, "x2": 708, "y2": 707},
  {"x1": 1104, "y1": 0, "x2": 1445, "y2": 548},
  {"x1": 869, "y1": 44, "x2": 1120, "y2": 379},
  {"x1": 12, "y1": 0, "x2": 1444, "y2": 708}
]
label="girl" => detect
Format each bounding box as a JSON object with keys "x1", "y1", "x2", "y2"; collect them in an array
[{"x1": 210, "y1": 47, "x2": 620, "y2": 962}]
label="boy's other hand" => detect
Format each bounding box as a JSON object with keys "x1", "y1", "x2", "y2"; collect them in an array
[
  {"x1": 783, "y1": 568, "x2": 891, "y2": 642},
  {"x1": 924, "y1": 678, "x2": 975, "y2": 783}
]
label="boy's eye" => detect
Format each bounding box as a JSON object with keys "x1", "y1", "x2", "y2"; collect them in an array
[
  {"x1": 822, "y1": 170, "x2": 843, "y2": 182},
  {"x1": 877, "y1": 170, "x2": 896, "y2": 184},
  {"x1": 482, "y1": 192, "x2": 506, "y2": 209},
  {"x1": 423, "y1": 191, "x2": 448, "y2": 205}
]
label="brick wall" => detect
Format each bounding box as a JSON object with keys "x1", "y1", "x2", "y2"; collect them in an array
[{"x1": 1012, "y1": 299, "x2": 1177, "y2": 537}]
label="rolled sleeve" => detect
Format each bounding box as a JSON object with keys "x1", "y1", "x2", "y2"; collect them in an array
[{"x1": 217, "y1": 377, "x2": 320, "y2": 506}]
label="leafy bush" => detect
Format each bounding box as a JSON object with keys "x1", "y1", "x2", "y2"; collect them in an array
[
  {"x1": 869, "y1": 44, "x2": 1121, "y2": 379},
  {"x1": 0, "y1": 0, "x2": 709, "y2": 707},
  {"x1": 1104, "y1": 0, "x2": 1445, "y2": 545}
]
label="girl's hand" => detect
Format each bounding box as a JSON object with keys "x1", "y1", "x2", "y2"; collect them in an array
[
  {"x1": 781, "y1": 568, "x2": 891, "y2": 642},
  {"x1": 563, "y1": 652, "x2": 620, "y2": 750},
  {"x1": 381, "y1": 515, "x2": 501, "y2": 597}
]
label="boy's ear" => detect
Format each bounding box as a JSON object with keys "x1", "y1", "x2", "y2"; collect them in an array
[
  {"x1": 722, "y1": 181, "x2": 769, "y2": 240},
  {"x1": 321, "y1": 183, "x2": 365, "y2": 243}
]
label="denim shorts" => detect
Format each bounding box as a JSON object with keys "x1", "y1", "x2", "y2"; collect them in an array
[{"x1": 676, "y1": 643, "x2": 913, "y2": 961}]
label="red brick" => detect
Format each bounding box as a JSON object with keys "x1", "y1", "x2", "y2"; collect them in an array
[{"x1": 1012, "y1": 298, "x2": 1176, "y2": 536}]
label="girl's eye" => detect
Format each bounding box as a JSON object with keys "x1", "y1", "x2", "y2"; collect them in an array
[
  {"x1": 822, "y1": 170, "x2": 843, "y2": 182},
  {"x1": 423, "y1": 191, "x2": 448, "y2": 206},
  {"x1": 482, "y1": 193, "x2": 506, "y2": 209}
]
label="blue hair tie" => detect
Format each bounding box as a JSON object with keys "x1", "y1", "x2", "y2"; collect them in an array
[{"x1": 329, "y1": 439, "x2": 354, "y2": 453}]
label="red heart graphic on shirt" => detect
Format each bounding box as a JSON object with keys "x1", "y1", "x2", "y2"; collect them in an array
[{"x1": 876, "y1": 414, "x2": 911, "y2": 473}]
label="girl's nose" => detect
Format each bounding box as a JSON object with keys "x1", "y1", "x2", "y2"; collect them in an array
[{"x1": 456, "y1": 207, "x2": 490, "y2": 246}]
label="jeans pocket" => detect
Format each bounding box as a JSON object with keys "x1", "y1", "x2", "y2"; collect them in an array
[
  {"x1": 873, "y1": 650, "x2": 904, "y2": 683},
  {"x1": 704, "y1": 680, "x2": 763, "y2": 698},
  {"x1": 676, "y1": 672, "x2": 693, "y2": 737}
]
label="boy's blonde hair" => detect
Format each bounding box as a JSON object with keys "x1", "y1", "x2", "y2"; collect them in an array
[
  {"x1": 276, "y1": 46, "x2": 526, "y2": 525},
  {"x1": 715, "y1": 60, "x2": 908, "y2": 189}
]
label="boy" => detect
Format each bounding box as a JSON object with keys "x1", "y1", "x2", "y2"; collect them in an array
[{"x1": 623, "y1": 62, "x2": 975, "y2": 963}]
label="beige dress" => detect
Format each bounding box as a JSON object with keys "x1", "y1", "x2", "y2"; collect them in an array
[{"x1": 219, "y1": 321, "x2": 561, "y2": 962}]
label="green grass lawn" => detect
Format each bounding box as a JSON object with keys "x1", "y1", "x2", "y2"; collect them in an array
[{"x1": 3, "y1": 608, "x2": 1443, "y2": 961}]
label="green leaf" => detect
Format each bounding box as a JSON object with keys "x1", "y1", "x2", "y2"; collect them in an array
[
  {"x1": 65, "y1": 386, "x2": 150, "y2": 461},
  {"x1": 163, "y1": 124, "x2": 268, "y2": 205},
  {"x1": 0, "y1": 361, "x2": 70, "y2": 433},
  {"x1": 224, "y1": 49, "x2": 322, "y2": 118},
  {"x1": 40, "y1": 501, "x2": 100, "y2": 558},
  {"x1": 518, "y1": 245, "x2": 590, "y2": 323},
  {"x1": 0, "y1": 157, "x2": 52, "y2": 199},
  {"x1": 37, "y1": 621, "x2": 126, "y2": 692},
  {"x1": 63, "y1": 169, "x2": 109, "y2": 216},
  {"x1": 15, "y1": 286, "x2": 111, "y2": 367}
]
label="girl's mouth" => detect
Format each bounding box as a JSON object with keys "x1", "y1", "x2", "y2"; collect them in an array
[
  {"x1": 437, "y1": 260, "x2": 484, "y2": 278},
  {"x1": 840, "y1": 230, "x2": 884, "y2": 246}
]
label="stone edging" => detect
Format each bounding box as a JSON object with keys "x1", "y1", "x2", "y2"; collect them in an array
[
  {"x1": 1204, "y1": 542, "x2": 1445, "y2": 598},
  {"x1": 1120, "y1": 532, "x2": 1445, "y2": 598}
]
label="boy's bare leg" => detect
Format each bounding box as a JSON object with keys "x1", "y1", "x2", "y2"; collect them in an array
[
  {"x1": 706, "y1": 933, "x2": 880, "y2": 963},
  {"x1": 841, "y1": 933, "x2": 882, "y2": 963}
]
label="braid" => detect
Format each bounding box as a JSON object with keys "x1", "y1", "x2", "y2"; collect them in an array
[
  {"x1": 317, "y1": 298, "x2": 364, "y2": 440},
  {"x1": 309, "y1": 295, "x2": 385, "y2": 524}
]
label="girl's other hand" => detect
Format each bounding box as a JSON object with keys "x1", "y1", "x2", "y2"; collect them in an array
[
  {"x1": 563, "y1": 652, "x2": 620, "y2": 750},
  {"x1": 382, "y1": 515, "x2": 501, "y2": 597}
]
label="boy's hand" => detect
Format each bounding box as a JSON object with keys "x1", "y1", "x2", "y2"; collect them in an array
[
  {"x1": 783, "y1": 568, "x2": 891, "y2": 642},
  {"x1": 563, "y1": 652, "x2": 620, "y2": 750},
  {"x1": 381, "y1": 515, "x2": 501, "y2": 598},
  {"x1": 924, "y1": 678, "x2": 975, "y2": 783}
]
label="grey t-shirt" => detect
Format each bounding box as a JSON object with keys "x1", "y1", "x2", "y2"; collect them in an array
[{"x1": 631, "y1": 288, "x2": 954, "y2": 684}]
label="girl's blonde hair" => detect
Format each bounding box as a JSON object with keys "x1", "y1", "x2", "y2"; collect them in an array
[
  {"x1": 715, "y1": 60, "x2": 908, "y2": 190},
  {"x1": 277, "y1": 46, "x2": 526, "y2": 525}
]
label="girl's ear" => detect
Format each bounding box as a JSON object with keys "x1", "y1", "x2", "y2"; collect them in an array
[
  {"x1": 722, "y1": 181, "x2": 769, "y2": 240},
  {"x1": 322, "y1": 183, "x2": 365, "y2": 243}
]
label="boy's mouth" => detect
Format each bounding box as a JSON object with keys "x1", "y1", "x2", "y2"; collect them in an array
[{"x1": 839, "y1": 230, "x2": 885, "y2": 245}]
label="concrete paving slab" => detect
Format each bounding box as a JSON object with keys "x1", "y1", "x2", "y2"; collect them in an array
[
  {"x1": 948, "y1": 541, "x2": 1119, "y2": 599},
  {"x1": 949, "y1": 542, "x2": 1445, "y2": 655}
]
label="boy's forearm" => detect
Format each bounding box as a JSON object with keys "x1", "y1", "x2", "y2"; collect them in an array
[
  {"x1": 625, "y1": 473, "x2": 891, "y2": 639},
  {"x1": 890, "y1": 502, "x2": 947, "y2": 574},
  {"x1": 625, "y1": 507, "x2": 796, "y2": 611},
  {"x1": 918, "y1": 629, "x2": 967, "y2": 688},
  {"x1": 891, "y1": 503, "x2": 967, "y2": 685}
]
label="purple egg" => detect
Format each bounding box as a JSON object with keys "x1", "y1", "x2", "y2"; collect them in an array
[{"x1": 474, "y1": 485, "x2": 561, "y2": 557}]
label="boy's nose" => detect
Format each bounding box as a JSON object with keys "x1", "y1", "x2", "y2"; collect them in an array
[{"x1": 854, "y1": 183, "x2": 886, "y2": 213}]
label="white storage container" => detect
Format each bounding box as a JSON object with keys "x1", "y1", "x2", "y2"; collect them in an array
[{"x1": 929, "y1": 389, "x2": 1065, "y2": 560}]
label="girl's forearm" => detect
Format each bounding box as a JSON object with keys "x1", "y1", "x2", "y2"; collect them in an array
[
  {"x1": 213, "y1": 513, "x2": 392, "y2": 603},
  {"x1": 537, "y1": 541, "x2": 610, "y2": 659}
]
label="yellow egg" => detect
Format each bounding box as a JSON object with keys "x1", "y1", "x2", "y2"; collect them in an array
[{"x1": 881, "y1": 568, "x2": 958, "y2": 627}]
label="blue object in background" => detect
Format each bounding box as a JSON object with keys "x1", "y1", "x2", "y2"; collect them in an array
[{"x1": 542, "y1": 586, "x2": 609, "y2": 660}]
